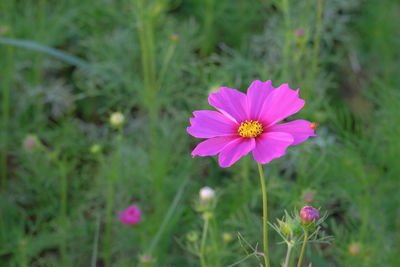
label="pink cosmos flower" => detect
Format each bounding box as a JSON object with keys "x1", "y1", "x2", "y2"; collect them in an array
[
  {"x1": 187, "y1": 80, "x2": 316, "y2": 167},
  {"x1": 119, "y1": 205, "x2": 141, "y2": 225}
]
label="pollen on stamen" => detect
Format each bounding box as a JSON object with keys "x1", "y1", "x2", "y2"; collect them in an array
[
  {"x1": 310, "y1": 122, "x2": 317, "y2": 130},
  {"x1": 238, "y1": 120, "x2": 263, "y2": 138}
]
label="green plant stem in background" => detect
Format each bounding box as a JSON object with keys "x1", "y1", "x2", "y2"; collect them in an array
[
  {"x1": 209, "y1": 215, "x2": 221, "y2": 267},
  {"x1": 306, "y1": 0, "x2": 323, "y2": 101},
  {"x1": 257, "y1": 163, "x2": 269, "y2": 267},
  {"x1": 0, "y1": 45, "x2": 13, "y2": 192},
  {"x1": 91, "y1": 214, "x2": 101, "y2": 267},
  {"x1": 199, "y1": 214, "x2": 210, "y2": 267},
  {"x1": 33, "y1": 0, "x2": 46, "y2": 85},
  {"x1": 311, "y1": 0, "x2": 323, "y2": 78},
  {"x1": 281, "y1": 0, "x2": 292, "y2": 81},
  {"x1": 283, "y1": 243, "x2": 293, "y2": 267},
  {"x1": 59, "y1": 161, "x2": 68, "y2": 267},
  {"x1": 294, "y1": 36, "x2": 307, "y2": 89},
  {"x1": 136, "y1": 0, "x2": 157, "y2": 111},
  {"x1": 200, "y1": 0, "x2": 216, "y2": 57},
  {"x1": 104, "y1": 127, "x2": 123, "y2": 267},
  {"x1": 18, "y1": 238, "x2": 28, "y2": 267},
  {"x1": 297, "y1": 230, "x2": 309, "y2": 267},
  {"x1": 147, "y1": 177, "x2": 189, "y2": 257},
  {"x1": 359, "y1": 171, "x2": 371, "y2": 242},
  {"x1": 158, "y1": 38, "x2": 178, "y2": 91},
  {"x1": 241, "y1": 155, "x2": 250, "y2": 202}
]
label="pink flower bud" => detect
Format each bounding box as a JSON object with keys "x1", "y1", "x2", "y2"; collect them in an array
[
  {"x1": 295, "y1": 28, "x2": 305, "y2": 37},
  {"x1": 300, "y1": 206, "x2": 319, "y2": 222},
  {"x1": 119, "y1": 205, "x2": 141, "y2": 225},
  {"x1": 24, "y1": 135, "x2": 36, "y2": 151},
  {"x1": 140, "y1": 254, "x2": 153, "y2": 263},
  {"x1": 349, "y1": 243, "x2": 361, "y2": 256}
]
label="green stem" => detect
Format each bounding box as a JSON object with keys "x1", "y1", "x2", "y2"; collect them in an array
[
  {"x1": 104, "y1": 127, "x2": 123, "y2": 267},
  {"x1": 200, "y1": 0, "x2": 215, "y2": 57},
  {"x1": 241, "y1": 155, "x2": 250, "y2": 202},
  {"x1": 19, "y1": 238, "x2": 27, "y2": 267},
  {"x1": 59, "y1": 161, "x2": 67, "y2": 267},
  {"x1": 281, "y1": 0, "x2": 292, "y2": 81},
  {"x1": 297, "y1": 230, "x2": 309, "y2": 267},
  {"x1": 307, "y1": 0, "x2": 323, "y2": 101},
  {"x1": 1, "y1": 43, "x2": 13, "y2": 192},
  {"x1": 136, "y1": 0, "x2": 157, "y2": 109},
  {"x1": 91, "y1": 213, "x2": 101, "y2": 267},
  {"x1": 283, "y1": 244, "x2": 293, "y2": 267},
  {"x1": 199, "y1": 215, "x2": 210, "y2": 267},
  {"x1": 257, "y1": 163, "x2": 269, "y2": 267},
  {"x1": 157, "y1": 39, "x2": 178, "y2": 91}
]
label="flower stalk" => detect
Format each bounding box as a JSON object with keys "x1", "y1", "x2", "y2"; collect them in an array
[
  {"x1": 283, "y1": 242, "x2": 293, "y2": 267},
  {"x1": 297, "y1": 229, "x2": 309, "y2": 267},
  {"x1": 281, "y1": 0, "x2": 292, "y2": 81},
  {"x1": 199, "y1": 214, "x2": 210, "y2": 267},
  {"x1": 104, "y1": 126, "x2": 123, "y2": 267},
  {"x1": 59, "y1": 161, "x2": 68, "y2": 267},
  {"x1": 1, "y1": 42, "x2": 14, "y2": 192},
  {"x1": 257, "y1": 163, "x2": 269, "y2": 267}
]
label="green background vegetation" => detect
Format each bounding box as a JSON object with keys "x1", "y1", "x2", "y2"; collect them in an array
[{"x1": 0, "y1": 0, "x2": 399, "y2": 266}]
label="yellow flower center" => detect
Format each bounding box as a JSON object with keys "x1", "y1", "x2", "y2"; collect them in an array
[{"x1": 238, "y1": 120, "x2": 263, "y2": 138}]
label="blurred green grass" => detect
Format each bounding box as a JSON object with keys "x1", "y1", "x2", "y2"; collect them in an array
[{"x1": 0, "y1": 0, "x2": 399, "y2": 266}]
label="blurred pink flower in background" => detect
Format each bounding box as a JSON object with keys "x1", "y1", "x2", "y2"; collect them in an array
[
  {"x1": 295, "y1": 28, "x2": 305, "y2": 37},
  {"x1": 187, "y1": 80, "x2": 316, "y2": 167},
  {"x1": 23, "y1": 135, "x2": 36, "y2": 151},
  {"x1": 119, "y1": 205, "x2": 141, "y2": 225}
]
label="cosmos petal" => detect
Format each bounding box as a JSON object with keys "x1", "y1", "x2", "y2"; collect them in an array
[
  {"x1": 191, "y1": 136, "x2": 238, "y2": 157},
  {"x1": 268, "y1": 120, "x2": 317, "y2": 145},
  {"x1": 187, "y1": 110, "x2": 238, "y2": 138},
  {"x1": 247, "y1": 80, "x2": 275, "y2": 121},
  {"x1": 252, "y1": 132, "x2": 293, "y2": 164},
  {"x1": 258, "y1": 84, "x2": 305, "y2": 126},
  {"x1": 209, "y1": 87, "x2": 249, "y2": 124},
  {"x1": 218, "y1": 137, "x2": 255, "y2": 168}
]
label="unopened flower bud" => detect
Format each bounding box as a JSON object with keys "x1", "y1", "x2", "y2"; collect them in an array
[
  {"x1": 19, "y1": 239, "x2": 27, "y2": 247},
  {"x1": 222, "y1": 232, "x2": 233, "y2": 243},
  {"x1": 199, "y1": 186, "x2": 215, "y2": 201},
  {"x1": 295, "y1": 28, "x2": 305, "y2": 37},
  {"x1": 302, "y1": 191, "x2": 315, "y2": 204},
  {"x1": 300, "y1": 206, "x2": 319, "y2": 222},
  {"x1": 0, "y1": 25, "x2": 9, "y2": 35},
  {"x1": 90, "y1": 144, "x2": 101, "y2": 154},
  {"x1": 349, "y1": 243, "x2": 360, "y2": 256},
  {"x1": 110, "y1": 112, "x2": 124, "y2": 127},
  {"x1": 208, "y1": 85, "x2": 221, "y2": 95},
  {"x1": 140, "y1": 254, "x2": 153, "y2": 263},
  {"x1": 119, "y1": 205, "x2": 141, "y2": 226},
  {"x1": 24, "y1": 135, "x2": 37, "y2": 151},
  {"x1": 186, "y1": 231, "x2": 199, "y2": 243},
  {"x1": 170, "y1": 33, "x2": 180, "y2": 43}
]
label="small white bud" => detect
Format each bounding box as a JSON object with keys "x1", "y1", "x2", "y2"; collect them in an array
[
  {"x1": 199, "y1": 186, "x2": 215, "y2": 201},
  {"x1": 110, "y1": 112, "x2": 124, "y2": 127}
]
